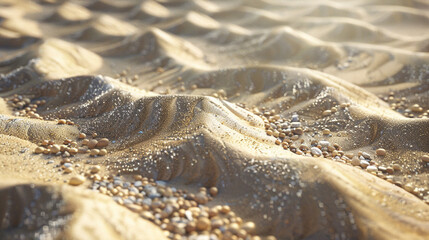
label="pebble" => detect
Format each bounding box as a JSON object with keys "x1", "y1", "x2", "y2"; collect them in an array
[
  {"x1": 376, "y1": 148, "x2": 386, "y2": 156},
  {"x1": 96, "y1": 138, "x2": 110, "y2": 148},
  {"x1": 69, "y1": 175, "x2": 85, "y2": 186},
  {"x1": 362, "y1": 152, "x2": 371, "y2": 159},
  {"x1": 50, "y1": 144, "x2": 61, "y2": 154},
  {"x1": 90, "y1": 149, "x2": 100, "y2": 156},
  {"x1": 290, "y1": 122, "x2": 301, "y2": 128},
  {"x1": 34, "y1": 146, "x2": 45, "y2": 154},
  {"x1": 422, "y1": 155, "x2": 429, "y2": 163},
  {"x1": 360, "y1": 160, "x2": 370, "y2": 169},
  {"x1": 322, "y1": 110, "x2": 331, "y2": 116},
  {"x1": 209, "y1": 187, "x2": 218, "y2": 197},
  {"x1": 90, "y1": 166, "x2": 100, "y2": 174},
  {"x1": 392, "y1": 164, "x2": 401, "y2": 171},
  {"x1": 322, "y1": 129, "x2": 331, "y2": 135},
  {"x1": 351, "y1": 157, "x2": 360, "y2": 166},
  {"x1": 79, "y1": 133, "x2": 86, "y2": 139},
  {"x1": 242, "y1": 222, "x2": 255, "y2": 233},
  {"x1": 366, "y1": 165, "x2": 378, "y2": 173},
  {"x1": 98, "y1": 149, "x2": 107, "y2": 156},
  {"x1": 87, "y1": 139, "x2": 98, "y2": 149},
  {"x1": 311, "y1": 147, "x2": 322, "y2": 156},
  {"x1": 196, "y1": 217, "x2": 211, "y2": 231}
]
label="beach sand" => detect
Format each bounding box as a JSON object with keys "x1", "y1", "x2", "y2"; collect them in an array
[{"x1": 0, "y1": 0, "x2": 429, "y2": 239}]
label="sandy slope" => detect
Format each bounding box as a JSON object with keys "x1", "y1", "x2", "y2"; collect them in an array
[{"x1": 0, "y1": 0, "x2": 429, "y2": 239}]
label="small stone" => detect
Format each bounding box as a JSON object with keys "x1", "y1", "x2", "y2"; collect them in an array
[
  {"x1": 98, "y1": 149, "x2": 107, "y2": 156},
  {"x1": 386, "y1": 167, "x2": 394, "y2": 174},
  {"x1": 291, "y1": 122, "x2": 301, "y2": 128},
  {"x1": 34, "y1": 146, "x2": 45, "y2": 154},
  {"x1": 322, "y1": 110, "x2": 331, "y2": 116},
  {"x1": 351, "y1": 157, "x2": 360, "y2": 166},
  {"x1": 68, "y1": 148, "x2": 78, "y2": 155},
  {"x1": 360, "y1": 160, "x2": 370, "y2": 169},
  {"x1": 322, "y1": 129, "x2": 331, "y2": 135},
  {"x1": 90, "y1": 149, "x2": 100, "y2": 156},
  {"x1": 64, "y1": 167, "x2": 73, "y2": 173},
  {"x1": 421, "y1": 155, "x2": 429, "y2": 163},
  {"x1": 90, "y1": 166, "x2": 100, "y2": 174},
  {"x1": 196, "y1": 217, "x2": 211, "y2": 231},
  {"x1": 242, "y1": 222, "x2": 255, "y2": 233},
  {"x1": 311, "y1": 147, "x2": 322, "y2": 156},
  {"x1": 194, "y1": 192, "x2": 208, "y2": 204},
  {"x1": 87, "y1": 139, "x2": 98, "y2": 149},
  {"x1": 362, "y1": 152, "x2": 371, "y2": 159},
  {"x1": 82, "y1": 139, "x2": 89, "y2": 145},
  {"x1": 69, "y1": 175, "x2": 85, "y2": 186},
  {"x1": 376, "y1": 148, "x2": 386, "y2": 156},
  {"x1": 367, "y1": 165, "x2": 378, "y2": 173},
  {"x1": 392, "y1": 164, "x2": 401, "y2": 171},
  {"x1": 209, "y1": 187, "x2": 218, "y2": 197},
  {"x1": 96, "y1": 138, "x2": 109, "y2": 148},
  {"x1": 58, "y1": 119, "x2": 66, "y2": 124},
  {"x1": 79, "y1": 133, "x2": 86, "y2": 139}
]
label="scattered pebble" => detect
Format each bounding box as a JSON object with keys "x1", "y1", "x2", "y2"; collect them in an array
[
  {"x1": 376, "y1": 148, "x2": 386, "y2": 156},
  {"x1": 69, "y1": 175, "x2": 85, "y2": 186}
]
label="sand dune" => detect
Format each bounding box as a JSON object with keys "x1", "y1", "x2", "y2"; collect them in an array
[{"x1": 1, "y1": 0, "x2": 429, "y2": 240}]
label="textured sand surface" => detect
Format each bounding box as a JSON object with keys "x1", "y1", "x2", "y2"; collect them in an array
[{"x1": 1, "y1": 0, "x2": 429, "y2": 239}]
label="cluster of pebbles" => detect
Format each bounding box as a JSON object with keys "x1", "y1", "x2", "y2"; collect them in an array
[
  {"x1": 5, "y1": 94, "x2": 46, "y2": 119},
  {"x1": 34, "y1": 132, "x2": 110, "y2": 158},
  {"x1": 249, "y1": 104, "x2": 429, "y2": 203},
  {"x1": 382, "y1": 92, "x2": 428, "y2": 118},
  {"x1": 83, "y1": 174, "x2": 265, "y2": 240}
]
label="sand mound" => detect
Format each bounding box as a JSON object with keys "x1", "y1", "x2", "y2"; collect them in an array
[
  {"x1": 0, "y1": 183, "x2": 166, "y2": 240},
  {"x1": 1, "y1": 0, "x2": 429, "y2": 239}
]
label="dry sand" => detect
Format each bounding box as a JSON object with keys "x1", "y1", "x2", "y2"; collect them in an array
[{"x1": 1, "y1": 0, "x2": 429, "y2": 239}]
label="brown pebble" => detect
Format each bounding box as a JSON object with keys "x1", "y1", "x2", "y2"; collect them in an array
[
  {"x1": 98, "y1": 149, "x2": 107, "y2": 156},
  {"x1": 64, "y1": 167, "x2": 73, "y2": 174},
  {"x1": 82, "y1": 139, "x2": 89, "y2": 145},
  {"x1": 422, "y1": 155, "x2": 429, "y2": 163},
  {"x1": 209, "y1": 187, "x2": 218, "y2": 197},
  {"x1": 34, "y1": 146, "x2": 45, "y2": 154},
  {"x1": 194, "y1": 192, "x2": 208, "y2": 204},
  {"x1": 58, "y1": 119, "x2": 66, "y2": 124},
  {"x1": 96, "y1": 138, "x2": 109, "y2": 148},
  {"x1": 68, "y1": 148, "x2": 78, "y2": 155},
  {"x1": 376, "y1": 148, "x2": 386, "y2": 156},
  {"x1": 392, "y1": 164, "x2": 401, "y2": 171},
  {"x1": 90, "y1": 166, "x2": 100, "y2": 174},
  {"x1": 69, "y1": 175, "x2": 85, "y2": 186},
  {"x1": 87, "y1": 139, "x2": 98, "y2": 149},
  {"x1": 79, "y1": 133, "x2": 86, "y2": 139},
  {"x1": 242, "y1": 221, "x2": 255, "y2": 233},
  {"x1": 90, "y1": 149, "x2": 100, "y2": 156},
  {"x1": 196, "y1": 217, "x2": 211, "y2": 231},
  {"x1": 50, "y1": 144, "x2": 61, "y2": 154}
]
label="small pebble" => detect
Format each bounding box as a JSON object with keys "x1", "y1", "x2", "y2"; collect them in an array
[
  {"x1": 34, "y1": 146, "x2": 45, "y2": 154},
  {"x1": 90, "y1": 149, "x2": 100, "y2": 156},
  {"x1": 422, "y1": 155, "x2": 429, "y2": 163},
  {"x1": 376, "y1": 148, "x2": 386, "y2": 156},
  {"x1": 96, "y1": 138, "x2": 109, "y2": 148},
  {"x1": 69, "y1": 175, "x2": 85, "y2": 186},
  {"x1": 392, "y1": 164, "x2": 401, "y2": 171}
]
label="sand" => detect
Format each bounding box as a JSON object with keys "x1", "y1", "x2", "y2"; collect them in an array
[{"x1": 0, "y1": 0, "x2": 429, "y2": 239}]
